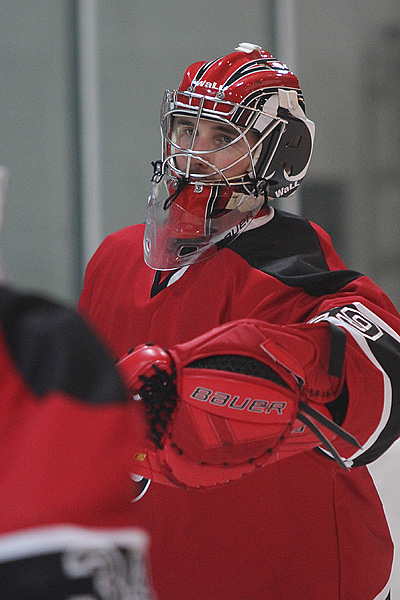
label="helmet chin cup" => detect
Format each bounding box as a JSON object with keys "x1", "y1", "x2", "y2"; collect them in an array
[{"x1": 143, "y1": 176, "x2": 263, "y2": 270}]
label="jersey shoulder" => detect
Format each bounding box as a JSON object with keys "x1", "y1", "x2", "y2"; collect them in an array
[
  {"x1": 80, "y1": 224, "x2": 145, "y2": 305},
  {"x1": 0, "y1": 285, "x2": 125, "y2": 403},
  {"x1": 94, "y1": 224, "x2": 144, "y2": 258},
  {"x1": 228, "y1": 209, "x2": 362, "y2": 296}
]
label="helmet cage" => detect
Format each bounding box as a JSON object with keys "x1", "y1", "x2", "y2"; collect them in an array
[{"x1": 160, "y1": 89, "x2": 288, "y2": 194}]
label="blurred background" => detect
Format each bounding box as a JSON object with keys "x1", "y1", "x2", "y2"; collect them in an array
[{"x1": 1, "y1": 0, "x2": 400, "y2": 594}]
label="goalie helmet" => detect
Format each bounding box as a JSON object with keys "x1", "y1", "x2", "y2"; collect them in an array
[{"x1": 144, "y1": 42, "x2": 315, "y2": 270}]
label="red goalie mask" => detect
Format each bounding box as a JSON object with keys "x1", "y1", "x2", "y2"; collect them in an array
[{"x1": 144, "y1": 43, "x2": 315, "y2": 270}]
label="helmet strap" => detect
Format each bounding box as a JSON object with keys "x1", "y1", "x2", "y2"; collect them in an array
[{"x1": 163, "y1": 176, "x2": 189, "y2": 210}]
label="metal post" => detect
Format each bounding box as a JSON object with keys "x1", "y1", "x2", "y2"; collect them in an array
[
  {"x1": 0, "y1": 165, "x2": 10, "y2": 281},
  {"x1": 272, "y1": 0, "x2": 302, "y2": 215},
  {"x1": 76, "y1": 0, "x2": 103, "y2": 270}
]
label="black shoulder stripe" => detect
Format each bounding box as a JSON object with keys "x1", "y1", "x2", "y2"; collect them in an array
[
  {"x1": 0, "y1": 286, "x2": 126, "y2": 404},
  {"x1": 228, "y1": 209, "x2": 362, "y2": 296}
]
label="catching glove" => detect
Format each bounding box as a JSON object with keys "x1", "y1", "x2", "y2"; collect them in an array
[{"x1": 118, "y1": 319, "x2": 361, "y2": 490}]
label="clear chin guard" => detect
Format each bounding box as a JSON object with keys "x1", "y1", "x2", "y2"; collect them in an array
[{"x1": 143, "y1": 176, "x2": 263, "y2": 271}]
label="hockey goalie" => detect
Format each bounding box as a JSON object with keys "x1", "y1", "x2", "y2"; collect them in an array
[{"x1": 80, "y1": 43, "x2": 399, "y2": 600}]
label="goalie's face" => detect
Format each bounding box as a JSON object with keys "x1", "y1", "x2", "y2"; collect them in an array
[
  {"x1": 144, "y1": 113, "x2": 263, "y2": 271},
  {"x1": 171, "y1": 116, "x2": 260, "y2": 182}
]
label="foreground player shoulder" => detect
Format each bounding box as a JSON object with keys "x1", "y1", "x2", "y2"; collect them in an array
[{"x1": 0, "y1": 285, "x2": 126, "y2": 404}]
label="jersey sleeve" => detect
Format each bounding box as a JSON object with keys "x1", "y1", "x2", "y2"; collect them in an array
[{"x1": 305, "y1": 283, "x2": 400, "y2": 466}]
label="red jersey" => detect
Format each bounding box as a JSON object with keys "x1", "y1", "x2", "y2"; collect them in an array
[{"x1": 79, "y1": 209, "x2": 400, "y2": 600}]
